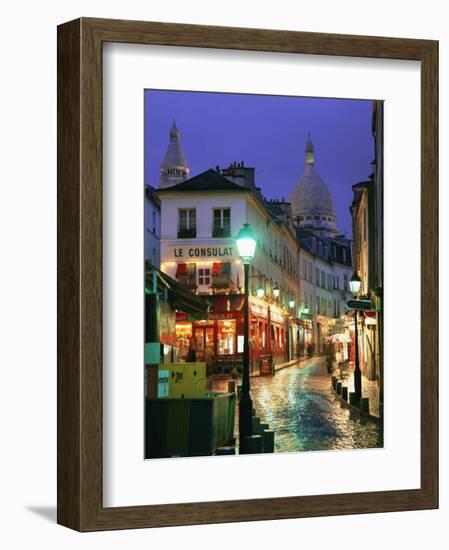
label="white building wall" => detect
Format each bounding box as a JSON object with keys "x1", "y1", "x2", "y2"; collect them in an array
[
  {"x1": 160, "y1": 193, "x2": 247, "y2": 241},
  {"x1": 144, "y1": 195, "x2": 161, "y2": 268}
]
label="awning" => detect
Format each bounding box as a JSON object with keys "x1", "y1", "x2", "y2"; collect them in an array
[
  {"x1": 175, "y1": 262, "x2": 195, "y2": 277},
  {"x1": 145, "y1": 262, "x2": 208, "y2": 317}
]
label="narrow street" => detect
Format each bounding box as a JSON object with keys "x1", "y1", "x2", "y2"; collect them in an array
[{"x1": 212, "y1": 356, "x2": 383, "y2": 453}]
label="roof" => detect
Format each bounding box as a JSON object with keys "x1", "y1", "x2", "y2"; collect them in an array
[
  {"x1": 145, "y1": 185, "x2": 161, "y2": 208},
  {"x1": 156, "y1": 169, "x2": 251, "y2": 193}
]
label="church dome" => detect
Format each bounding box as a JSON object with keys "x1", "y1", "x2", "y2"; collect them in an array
[{"x1": 290, "y1": 134, "x2": 338, "y2": 235}]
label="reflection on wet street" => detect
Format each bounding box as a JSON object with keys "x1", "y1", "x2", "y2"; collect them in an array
[{"x1": 212, "y1": 356, "x2": 383, "y2": 453}]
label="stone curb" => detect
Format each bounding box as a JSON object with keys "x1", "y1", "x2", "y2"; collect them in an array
[{"x1": 331, "y1": 383, "x2": 383, "y2": 424}]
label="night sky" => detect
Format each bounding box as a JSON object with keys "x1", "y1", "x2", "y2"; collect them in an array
[{"x1": 144, "y1": 90, "x2": 375, "y2": 237}]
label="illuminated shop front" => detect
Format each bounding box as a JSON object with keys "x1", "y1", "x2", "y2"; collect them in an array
[
  {"x1": 298, "y1": 317, "x2": 314, "y2": 356},
  {"x1": 174, "y1": 293, "x2": 291, "y2": 375}
]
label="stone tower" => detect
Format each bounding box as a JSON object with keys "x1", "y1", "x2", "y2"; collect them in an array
[{"x1": 159, "y1": 119, "x2": 190, "y2": 188}]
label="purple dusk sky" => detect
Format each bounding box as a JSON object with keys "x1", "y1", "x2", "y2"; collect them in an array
[{"x1": 144, "y1": 90, "x2": 375, "y2": 237}]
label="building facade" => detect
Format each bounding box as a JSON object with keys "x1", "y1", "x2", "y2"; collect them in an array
[
  {"x1": 156, "y1": 167, "x2": 302, "y2": 373},
  {"x1": 144, "y1": 186, "x2": 161, "y2": 268},
  {"x1": 297, "y1": 230, "x2": 353, "y2": 354},
  {"x1": 350, "y1": 100, "x2": 383, "y2": 410}
]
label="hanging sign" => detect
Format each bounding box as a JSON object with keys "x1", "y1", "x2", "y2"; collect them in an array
[{"x1": 347, "y1": 299, "x2": 373, "y2": 311}]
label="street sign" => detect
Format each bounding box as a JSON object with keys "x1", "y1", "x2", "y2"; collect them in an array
[{"x1": 347, "y1": 299, "x2": 373, "y2": 311}]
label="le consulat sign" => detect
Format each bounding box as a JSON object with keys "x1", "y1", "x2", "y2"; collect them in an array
[{"x1": 167, "y1": 244, "x2": 238, "y2": 260}]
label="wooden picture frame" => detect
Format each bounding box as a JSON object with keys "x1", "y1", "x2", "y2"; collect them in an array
[{"x1": 57, "y1": 17, "x2": 438, "y2": 531}]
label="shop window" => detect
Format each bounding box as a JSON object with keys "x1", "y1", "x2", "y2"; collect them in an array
[
  {"x1": 237, "y1": 335, "x2": 244, "y2": 353},
  {"x1": 260, "y1": 322, "x2": 266, "y2": 348},
  {"x1": 217, "y1": 320, "x2": 235, "y2": 355},
  {"x1": 175, "y1": 322, "x2": 193, "y2": 360}
]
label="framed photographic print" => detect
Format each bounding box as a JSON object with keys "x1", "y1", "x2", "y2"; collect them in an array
[{"x1": 57, "y1": 17, "x2": 438, "y2": 531}]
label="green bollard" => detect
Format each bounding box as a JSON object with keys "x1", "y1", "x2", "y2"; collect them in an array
[
  {"x1": 241, "y1": 435, "x2": 263, "y2": 454},
  {"x1": 252, "y1": 416, "x2": 261, "y2": 433},
  {"x1": 361, "y1": 397, "x2": 370, "y2": 414},
  {"x1": 216, "y1": 446, "x2": 236, "y2": 455},
  {"x1": 263, "y1": 430, "x2": 275, "y2": 453}
]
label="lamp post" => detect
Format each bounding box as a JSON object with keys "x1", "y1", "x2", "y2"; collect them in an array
[
  {"x1": 349, "y1": 273, "x2": 362, "y2": 402},
  {"x1": 236, "y1": 223, "x2": 257, "y2": 453},
  {"x1": 288, "y1": 299, "x2": 295, "y2": 360}
]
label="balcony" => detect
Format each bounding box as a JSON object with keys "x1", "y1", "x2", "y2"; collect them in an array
[
  {"x1": 211, "y1": 274, "x2": 232, "y2": 290},
  {"x1": 177, "y1": 228, "x2": 197, "y2": 239},
  {"x1": 212, "y1": 226, "x2": 231, "y2": 238},
  {"x1": 177, "y1": 275, "x2": 197, "y2": 290}
]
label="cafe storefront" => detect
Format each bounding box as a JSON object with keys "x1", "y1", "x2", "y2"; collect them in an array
[{"x1": 174, "y1": 294, "x2": 291, "y2": 375}]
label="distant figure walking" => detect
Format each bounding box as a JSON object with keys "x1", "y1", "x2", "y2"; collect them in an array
[{"x1": 186, "y1": 342, "x2": 196, "y2": 362}]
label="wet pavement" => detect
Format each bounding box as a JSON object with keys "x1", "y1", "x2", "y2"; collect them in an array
[{"x1": 211, "y1": 356, "x2": 383, "y2": 453}]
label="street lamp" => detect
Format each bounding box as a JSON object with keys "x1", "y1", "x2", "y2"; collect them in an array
[
  {"x1": 256, "y1": 286, "x2": 265, "y2": 298},
  {"x1": 349, "y1": 273, "x2": 361, "y2": 295},
  {"x1": 349, "y1": 273, "x2": 362, "y2": 402},
  {"x1": 287, "y1": 299, "x2": 296, "y2": 360},
  {"x1": 236, "y1": 223, "x2": 257, "y2": 453},
  {"x1": 272, "y1": 284, "x2": 280, "y2": 299}
]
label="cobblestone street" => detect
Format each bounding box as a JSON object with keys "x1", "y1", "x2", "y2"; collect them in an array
[{"x1": 212, "y1": 356, "x2": 383, "y2": 453}]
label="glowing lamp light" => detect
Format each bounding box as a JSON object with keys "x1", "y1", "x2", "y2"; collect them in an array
[
  {"x1": 288, "y1": 299, "x2": 295, "y2": 309},
  {"x1": 304, "y1": 306, "x2": 309, "y2": 314},
  {"x1": 273, "y1": 285, "x2": 280, "y2": 299},
  {"x1": 349, "y1": 273, "x2": 362, "y2": 295},
  {"x1": 256, "y1": 287, "x2": 265, "y2": 298},
  {"x1": 236, "y1": 223, "x2": 256, "y2": 263}
]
